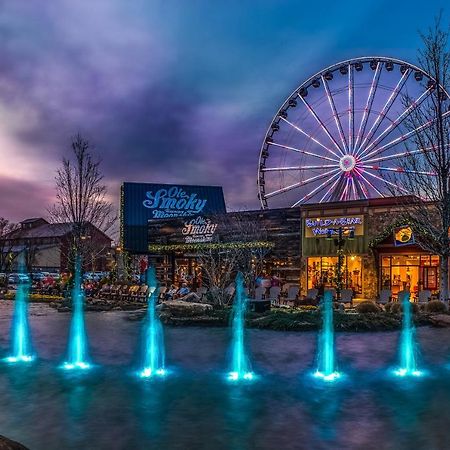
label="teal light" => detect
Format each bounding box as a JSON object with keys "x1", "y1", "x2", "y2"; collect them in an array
[
  {"x1": 63, "y1": 255, "x2": 91, "y2": 370},
  {"x1": 139, "y1": 267, "x2": 165, "y2": 378},
  {"x1": 315, "y1": 291, "x2": 341, "y2": 382},
  {"x1": 394, "y1": 292, "x2": 421, "y2": 377},
  {"x1": 227, "y1": 272, "x2": 255, "y2": 382},
  {"x1": 6, "y1": 255, "x2": 34, "y2": 364}
]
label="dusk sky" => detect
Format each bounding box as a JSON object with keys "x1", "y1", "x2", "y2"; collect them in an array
[{"x1": 0, "y1": 0, "x2": 448, "y2": 222}]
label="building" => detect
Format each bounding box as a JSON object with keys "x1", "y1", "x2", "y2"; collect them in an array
[
  {"x1": 2, "y1": 218, "x2": 112, "y2": 272},
  {"x1": 121, "y1": 181, "x2": 444, "y2": 300}
]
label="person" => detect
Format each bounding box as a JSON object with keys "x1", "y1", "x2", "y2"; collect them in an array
[
  {"x1": 165, "y1": 284, "x2": 178, "y2": 301},
  {"x1": 176, "y1": 282, "x2": 201, "y2": 302}
]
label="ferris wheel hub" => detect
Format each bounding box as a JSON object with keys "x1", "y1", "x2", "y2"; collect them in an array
[{"x1": 339, "y1": 154, "x2": 356, "y2": 172}]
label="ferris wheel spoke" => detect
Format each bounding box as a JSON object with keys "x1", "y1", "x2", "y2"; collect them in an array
[
  {"x1": 363, "y1": 147, "x2": 433, "y2": 164},
  {"x1": 270, "y1": 142, "x2": 339, "y2": 162},
  {"x1": 322, "y1": 75, "x2": 348, "y2": 152},
  {"x1": 361, "y1": 110, "x2": 450, "y2": 161},
  {"x1": 350, "y1": 176, "x2": 358, "y2": 200},
  {"x1": 355, "y1": 69, "x2": 411, "y2": 157},
  {"x1": 265, "y1": 168, "x2": 340, "y2": 199},
  {"x1": 360, "y1": 164, "x2": 436, "y2": 176},
  {"x1": 362, "y1": 169, "x2": 410, "y2": 194},
  {"x1": 319, "y1": 176, "x2": 341, "y2": 203},
  {"x1": 291, "y1": 171, "x2": 342, "y2": 207},
  {"x1": 354, "y1": 169, "x2": 386, "y2": 197},
  {"x1": 297, "y1": 96, "x2": 345, "y2": 156},
  {"x1": 358, "y1": 87, "x2": 433, "y2": 158},
  {"x1": 262, "y1": 164, "x2": 338, "y2": 172},
  {"x1": 348, "y1": 64, "x2": 355, "y2": 153},
  {"x1": 354, "y1": 62, "x2": 382, "y2": 151},
  {"x1": 339, "y1": 176, "x2": 351, "y2": 201},
  {"x1": 353, "y1": 172, "x2": 369, "y2": 199}
]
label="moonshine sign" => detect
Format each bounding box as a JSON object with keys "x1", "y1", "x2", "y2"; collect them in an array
[
  {"x1": 181, "y1": 216, "x2": 218, "y2": 243},
  {"x1": 304, "y1": 215, "x2": 364, "y2": 238},
  {"x1": 143, "y1": 186, "x2": 208, "y2": 218}
]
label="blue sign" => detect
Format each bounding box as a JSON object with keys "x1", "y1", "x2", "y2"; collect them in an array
[{"x1": 121, "y1": 182, "x2": 226, "y2": 253}]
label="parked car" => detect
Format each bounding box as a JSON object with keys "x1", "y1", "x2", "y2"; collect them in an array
[{"x1": 8, "y1": 273, "x2": 30, "y2": 285}]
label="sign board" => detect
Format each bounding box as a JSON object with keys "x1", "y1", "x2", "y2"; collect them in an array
[
  {"x1": 393, "y1": 225, "x2": 415, "y2": 247},
  {"x1": 304, "y1": 215, "x2": 364, "y2": 238},
  {"x1": 121, "y1": 182, "x2": 226, "y2": 253},
  {"x1": 148, "y1": 215, "x2": 220, "y2": 246}
]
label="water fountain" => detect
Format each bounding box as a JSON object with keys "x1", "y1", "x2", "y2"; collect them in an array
[
  {"x1": 62, "y1": 255, "x2": 90, "y2": 370},
  {"x1": 5, "y1": 254, "x2": 34, "y2": 363},
  {"x1": 394, "y1": 292, "x2": 421, "y2": 377},
  {"x1": 314, "y1": 291, "x2": 340, "y2": 381},
  {"x1": 139, "y1": 267, "x2": 166, "y2": 378},
  {"x1": 228, "y1": 272, "x2": 254, "y2": 381}
]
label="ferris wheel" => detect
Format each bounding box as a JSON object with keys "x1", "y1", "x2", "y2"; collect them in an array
[{"x1": 257, "y1": 56, "x2": 450, "y2": 209}]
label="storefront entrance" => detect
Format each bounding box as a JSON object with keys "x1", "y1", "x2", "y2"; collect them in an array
[
  {"x1": 380, "y1": 254, "x2": 439, "y2": 299},
  {"x1": 307, "y1": 256, "x2": 363, "y2": 296}
]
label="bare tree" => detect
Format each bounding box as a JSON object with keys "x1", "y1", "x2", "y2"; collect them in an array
[
  {"x1": 197, "y1": 211, "x2": 273, "y2": 305},
  {"x1": 390, "y1": 15, "x2": 450, "y2": 301},
  {"x1": 49, "y1": 135, "x2": 116, "y2": 272},
  {"x1": 0, "y1": 218, "x2": 19, "y2": 273}
]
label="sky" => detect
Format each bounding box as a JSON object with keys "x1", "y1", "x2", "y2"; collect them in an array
[{"x1": 0, "y1": 0, "x2": 448, "y2": 222}]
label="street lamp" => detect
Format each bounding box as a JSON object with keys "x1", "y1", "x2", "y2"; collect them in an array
[{"x1": 326, "y1": 227, "x2": 355, "y2": 302}]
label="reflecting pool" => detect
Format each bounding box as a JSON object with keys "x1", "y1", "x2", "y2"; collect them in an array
[{"x1": 1, "y1": 301, "x2": 450, "y2": 450}]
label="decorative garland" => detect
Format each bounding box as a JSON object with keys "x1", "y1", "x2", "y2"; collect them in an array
[{"x1": 148, "y1": 240, "x2": 275, "y2": 252}]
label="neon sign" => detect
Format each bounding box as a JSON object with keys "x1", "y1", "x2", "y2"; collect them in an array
[{"x1": 304, "y1": 216, "x2": 364, "y2": 237}]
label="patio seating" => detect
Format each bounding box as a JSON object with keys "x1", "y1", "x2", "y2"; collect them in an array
[
  {"x1": 158, "y1": 286, "x2": 167, "y2": 301},
  {"x1": 283, "y1": 285, "x2": 299, "y2": 306},
  {"x1": 136, "y1": 285, "x2": 149, "y2": 302},
  {"x1": 268, "y1": 286, "x2": 281, "y2": 305},
  {"x1": 96, "y1": 284, "x2": 111, "y2": 299},
  {"x1": 306, "y1": 288, "x2": 319, "y2": 301},
  {"x1": 377, "y1": 289, "x2": 391, "y2": 305},
  {"x1": 225, "y1": 284, "x2": 236, "y2": 303},
  {"x1": 338, "y1": 289, "x2": 353, "y2": 306},
  {"x1": 249, "y1": 286, "x2": 270, "y2": 312},
  {"x1": 397, "y1": 290, "x2": 410, "y2": 303},
  {"x1": 417, "y1": 290, "x2": 432, "y2": 304},
  {"x1": 119, "y1": 285, "x2": 131, "y2": 301}
]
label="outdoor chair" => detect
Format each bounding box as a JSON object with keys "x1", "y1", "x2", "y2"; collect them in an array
[
  {"x1": 306, "y1": 288, "x2": 319, "y2": 302},
  {"x1": 397, "y1": 290, "x2": 410, "y2": 303},
  {"x1": 196, "y1": 286, "x2": 208, "y2": 302},
  {"x1": 130, "y1": 285, "x2": 142, "y2": 301},
  {"x1": 119, "y1": 285, "x2": 131, "y2": 301},
  {"x1": 249, "y1": 286, "x2": 270, "y2": 313},
  {"x1": 377, "y1": 289, "x2": 391, "y2": 305},
  {"x1": 417, "y1": 290, "x2": 432, "y2": 304},
  {"x1": 283, "y1": 285, "x2": 299, "y2": 306},
  {"x1": 136, "y1": 285, "x2": 149, "y2": 302},
  {"x1": 96, "y1": 284, "x2": 110, "y2": 299},
  {"x1": 225, "y1": 285, "x2": 236, "y2": 304},
  {"x1": 338, "y1": 289, "x2": 353, "y2": 306},
  {"x1": 107, "y1": 284, "x2": 121, "y2": 300},
  {"x1": 158, "y1": 286, "x2": 167, "y2": 301},
  {"x1": 268, "y1": 286, "x2": 281, "y2": 305}
]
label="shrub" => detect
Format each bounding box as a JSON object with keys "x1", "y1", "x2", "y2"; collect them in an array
[
  {"x1": 425, "y1": 300, "x2": 447, "y2": 314},
  {"x1": 389, "y1": 301, "x2": 419, "y2": 314},
  {"x1": 356, "y1": 301, "x2": 381, "y2": 314}
]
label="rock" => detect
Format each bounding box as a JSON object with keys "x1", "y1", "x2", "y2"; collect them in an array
[
  {"x1": 126, "y1": 309, "x2": 147, "y2": 321},
  {"x1": 0, "y1": 435, "x2": 29, "y2": 450},
  {"x1": 160, "y1": 300, "x2": 213, "y2": 317},
  {"x1": 429, "y1": 314, "x2": 450, "y2": 327},
  {"x1": 57, "y1": 306, "x2": 71, "y2": 313}
]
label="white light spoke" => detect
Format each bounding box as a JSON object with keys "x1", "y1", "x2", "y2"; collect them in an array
[
  {"x1": 348, "y1": 64, "x2": 355, "y2": 153},
  {"x1": 356, "y1": 170, "x2": 386, "y2": 197},
  {"x1": 354, "y1": 62, "x2": 381, "y2": 151},
  {"x1": 350, "y1": 176, "x2": 358, "y2": 200},
  {"x1": 322, "y1": 75, "x2": 348, "y2": 152},
  {"x1": 319, "y1": 176, "x2": 341, "y2": 203},
  {"x1": 356, "y1": 69, "x2": 410, "y2": 156},
  {"x1": 360, "y1": 165, "x2": 436, "y2": 176},
  {"x1": 298, "y1": 96, "x2": 345, "y2": 156},
  {"x1": 265, "y1": 168, "x2": 340, "y2": 199},
  {"x1": 279, "y1": 118, "x2": 342, "y2": 160},
  {"x1": 270, "y1": 142, "x2": 339, "y2": 163},
  {"x1": 355, "y1": 175, "x2": 369, "y2": 199},
  {"x1": 359, "y1": 87, "x2": 432, "y2": 158},
  {"x1": 362, "y1": 169, "x2": 410, "y2": 194},
  {"x1": 262, "y1": 164, "x2": 338, "y2": 172},
  {"x1": 362, "y1": 110, "x2": 450, "y2": 161},
  {"x1": 363, "y1": 147, "x2": 432, "y2": 164},
  {"x1": 339, "y1": 177, "x2": 351, "y2": 201},
  {"x1": 291, "y1": 171, "x2": 342, "y2": 207}
]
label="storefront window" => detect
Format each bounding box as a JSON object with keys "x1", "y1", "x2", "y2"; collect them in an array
[
  {"x1": 379, "y1": 254, "x2": 439, "y2": 297},
  {"x1": 307, "y1": 256, "x2": 362, "y2": 295}
]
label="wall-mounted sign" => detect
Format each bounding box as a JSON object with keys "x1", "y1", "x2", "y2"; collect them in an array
[
  {"x1": 394, "y1": 225, "x2": 415, "y2": 247},
  {"x1": 121, "y1": 182, "x2": 226, "y2": 253},
  {"x1": 143, "y1": 186, "x2": 208, "y2": 219},
  {"x1": 304, "y1": 215, "x2": 364, "y2": 238},
  {"x1": 148, "y1": 214, "x2": 221, "y2": 247}
]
